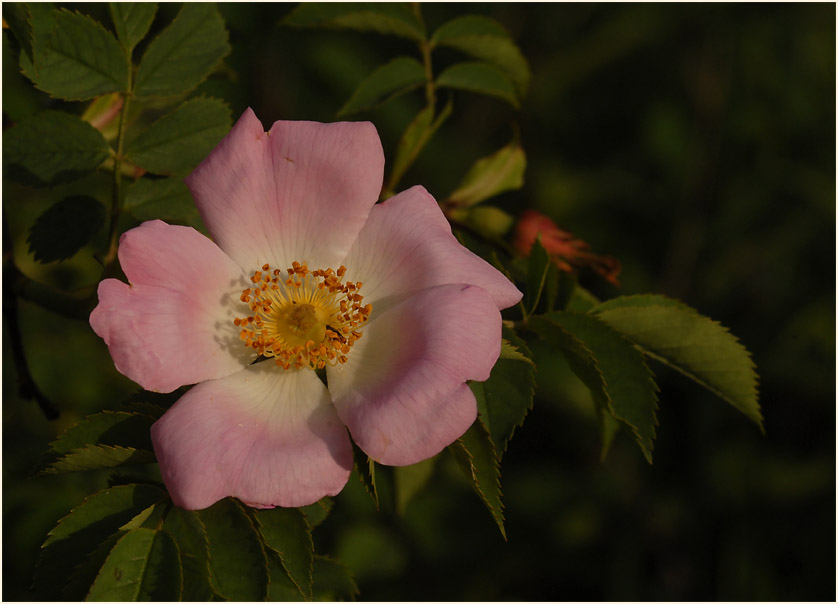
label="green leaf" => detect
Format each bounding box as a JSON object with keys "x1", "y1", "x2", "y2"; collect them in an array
[
  {"x1": 109, "y1": 2, "x2": 157, "y2": 53},
  {"x1": 394, "y1": 455, "x2": 438, "y2": 515},
  {"x1": 436, "y1": 61, "x2": 520, "y2": 108},
  {"x1": 431, "y1": 15, "x2": 530, "y2": 94},
  {"x1": 525, "y1": 237, "x2": 551, "y2": 316},
  {"x1": 450, "y1": 421, "x2": 506, "y2": 539},
  {"x1": 282, "y1": 2, "x2": 425, "y2": 41},
  {"x1": 251, "y1": 507, "x2": 313, "y2": 600},
  {"x1": 471, "y1": 326, "x2": 536, "y2": 457},
  {"x1": 531, "y1": 312, "x2": 660, "y2": 463},
  {"x1": 567, "y1": 283, "x2": 601, "y2": 312},
  {"x1": 447, "y1": 143, "x2": 526, "y2": 207},
  {"x1": 199, "y1": 498, "x2": 268, "y2": 601},
  {"x1": 387, "y1": 99, "x2": 452, "y2": 196},
  {"x1": 300, "y1": 497, "x2": 333, "y2": 528},
  {"x1": 28, "y1": 9, "x2": 129, "y2": 100},
  {"x1": 163, "y1": 507, "x2": 218, "y2": 601},
  {"x1": 16, "y1": 3, "x2": 54, "y2": 80},
  {"x1": 5, "y1": 110, "x2": 110, "y2": 185},
  {"x1": 352, "y1": 442, "x2": 379, "y2": 509},
  {"x1": 27, "y1": 196, "x2": 105, "y2": 263},
  {"x1": 3, "y1": 3, "x2": 36, "y2": 63},
  {"x1": 311, "y1": 555, "x2": 359, "y2": 601},
  {"x1": 125, "y1": 97, "x2": 231, "y2": 175},
  {"x1": 87, "y1": 528, "x2": 182, "y2": 601},
  {"x1": 124, "y1": 176, "x2": 204, "y2": 228},
  {"x1": 337, "y1": 56, "x2": 425, "y2": 117},
  {"x1": 266, "y1": 550, "x2": 306, "y2": 601},
  {"x1": 43, "y1": 444, "x2": 156, "y2": 473},
  {"x1": 592, "y1": 295, "x2": 762, "y2": 429},
  {"x1": 49, "y1": 410, "x2": 156, "y2": 456},
  {"x1": 33, "y1": 484, "x2": 168, "y2": 600},
  {"x1": 134, "y1": 3, "x2": 230, "y2": 97},
  {"x1": 119, "y1": 501, "x2": 170, "y2": 531}
]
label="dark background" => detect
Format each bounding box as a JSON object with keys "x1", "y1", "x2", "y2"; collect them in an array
[{"x1": 4, "y1": 3, "x2": 835, "y2": 600}]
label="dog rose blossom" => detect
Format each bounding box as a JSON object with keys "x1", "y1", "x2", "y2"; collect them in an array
[{"x1": 91, "y1": 109, "x2": 522, "y2": 510}]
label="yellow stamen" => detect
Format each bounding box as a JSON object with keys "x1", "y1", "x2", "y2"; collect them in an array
[{"x1": 234, "y1": 262, "x2": 370, "y2": 370}]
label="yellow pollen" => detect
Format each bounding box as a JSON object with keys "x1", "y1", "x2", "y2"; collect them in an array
[{"x1": 234, "y1": 262, "x2": 370, "y2": 370}]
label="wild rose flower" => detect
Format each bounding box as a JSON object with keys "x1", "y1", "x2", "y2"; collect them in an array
[
  {"x1": 514, "y1": 209, "x2": 622, "y2": 286},
  {"x1": 91, "y1": 109, "x2": 521, "y2": 510}
]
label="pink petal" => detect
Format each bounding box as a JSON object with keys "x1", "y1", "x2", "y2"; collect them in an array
[
  {"x1": 90, "y1": 220, "x2": 251, "y2": 393},
  {"x1": 327, "y1": 283, "x2": 501, "y2": 465},
  {"x1": 185, "y1": 108, "x2": 385, "y2": 272},
  {"x1": 343, "y1": 185, "x2": 522, "y2": 315},
  {"x1": 151, "y1": 363, "x2": 353, "y2": 510}
]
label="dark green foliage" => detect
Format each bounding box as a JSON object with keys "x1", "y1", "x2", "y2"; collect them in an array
[
  {"x1": 436, "y1": 61, "x2": 520, "y2": 108},
  {"x1": 338, "y1": 56, "x2": 426, "y2": 116},
  {"x1": 27, "y1": 196, "x2": 105, "y2": 262},
  {"x1": 283, "y1": 3, "x2": 426, "y2": 41},
  {"x1": 109, "y1": 2, "x2": 158, "y2": 54}
]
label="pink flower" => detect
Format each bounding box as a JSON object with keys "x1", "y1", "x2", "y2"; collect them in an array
[{"x1": 90, "y1": 109, "x2": 521, "y2": 510}]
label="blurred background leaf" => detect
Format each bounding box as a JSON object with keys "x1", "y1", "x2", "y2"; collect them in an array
[{"x1": 3, "y1": 2, "x2": 834, "y2": 601}]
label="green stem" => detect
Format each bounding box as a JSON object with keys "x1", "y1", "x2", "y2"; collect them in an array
[{"x1": 104, "y1": 91, "x2": 131, "y2": 269}]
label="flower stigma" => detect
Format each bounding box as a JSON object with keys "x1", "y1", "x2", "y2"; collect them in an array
[{"x1": 234, "y1": 261, "x2": 371, "y2": 370}]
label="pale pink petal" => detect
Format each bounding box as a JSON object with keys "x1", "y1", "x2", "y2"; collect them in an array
[
  {"x1": 90, "y1": 221, "x2": 252, "y2": 392},
  {"x1": 343, "y1": 185, "x2": 522, "y2": 315},
  {"x1": 151, "y1": 363, "x2": 353, "y2": 510},
  {"x1": 327, "y1": 283, "x2": 501, "y2": 465},
  {"x1": 185, "y1": 108, "x2": 385, "y2": 272}
]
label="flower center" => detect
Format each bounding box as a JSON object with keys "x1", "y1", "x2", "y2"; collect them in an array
[{"x1": 234, "y1": 261, "x2": 371, "y2": 370}]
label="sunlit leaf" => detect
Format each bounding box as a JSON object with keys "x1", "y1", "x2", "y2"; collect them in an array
[
  {"x1": 352, "y1": 442, "x2": 379, "y2": 508},
  {"x1": 163, "y1": 507, "x2": 218, "y2": 601},
  {"x1": 199, "y1": 498, "x2": 268, "y2": 601},
  {"x1": 251, "y1": 507, "x2": 313, "y2": 600},
  {"x1": 49, "y1": 410, "x2": 156, "y2": 456},
  {"x1": 531, "y1": 311, "x2": 659, "y2": 462},
  {"x1": 109, "y1": 2, "x2": 157, "y2": 53},
  {"x1": 394, "y1": 455, "x2": 438, "y2": 515},
  {"x1": 43, "y1": 444, "x2": 156, "y2": 473},
  {"x1": 592, "y1": 295, "x2": 762, "y2": 429},
  {"x1": 134, "y1": 3, "x2": 230, "y2": 97},
  {"x1": 87, "y1": 528, "x2": 182, "y2": 601},
  {"x1": 472, "y1": 326, "x2": 536, "y2": 457},
  {"x1": 431, "y1": 15, "x2": 530, "y2": 94},
  {"x1": 448, "y1": 143, "x2": 526, "y2": 207},
  {"x1": 283, "y1": 2, "x2": 426, "y2": 41},
  {"x1": 27, "y1": 196, "x2": 105, "y2": 263},
  {"x1": 5, "y1": 111, "x2": 110, "y2": 185},
  {"x1": 450, "y1": 421, "x2": 506, "y2": 539},
  {"x1": 437, "y1": 61, "x2": 519, "y2": 108},
  {"x1": 33, "y1": 484, "x2": 167, "y2": 600},
  {"x1": 125, "y1": 97, "x2": 231, "y2": 175},
  {"x1": 338, "y1": 56, "x2": 425, "y2": 116},
  {"x1": 26, "y1": 9, "x2": 129, "y2": 100}
]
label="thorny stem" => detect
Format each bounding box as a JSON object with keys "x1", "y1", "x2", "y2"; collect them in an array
[{"x1": 2, "y1": 216, "x2": 59, "y2": 420}]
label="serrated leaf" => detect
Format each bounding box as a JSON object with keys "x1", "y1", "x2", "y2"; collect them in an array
[
  {"x1": 338, "y1": 55, "x2": 425, "y2": 116},
  {"x1": 437, "y1": 61, "x2": 519, "y2": 108},
  {"x1": 448, "y1": 143, "x2": 525, "y2": 207},
  {"x1": 592, "y1": 295, "x2": 762, "y2": 429},
  {"x1": 251, "y1": 507, "x2": 313, "y2": 600},
  {"x1": 531, "y1": 311, "x2": 660, "y2": 462},
  {"x1": 525, "y1": 237, "x2": 551, "y2": 316},
  {"x1": 500, "y1": 337, "x2": 534, "y2": 365},
  {"x1": 431, "y1": 15, "x2": 530, "y2": 94},
  {"x1": 311, "y1": 555, "x2": 359, "y2": 601},
  {"x1": 387, "y1": 99, "x2": 452, "y2": 195},
  {"x1": 267, "y1": 550, "x2": 306, "y2": 601},
  {"x1": 64, "y1": 531, "x2": 123, "y2": 601},
  {"x1": 199, "y1": 498, "x2": 268, "y2": 601},
  {"x1": 109, "y1": 3, "x2": 157, "y2": 53},
  {"x1": 28, "y1": 9, "x2": 129, "y2": 100},
  {"x1": 3, "y1": 3, "x2": 35, "y2": 62},
  {"x1": 472, "y1": 326, "x2": 536, "y2": 457},
  {"x1": 49, "y1": 410, "x2": 156, "y2": 456},
  {"x1": 450, "y1": 421, "x2": 506, "y2": 539},
  {"x1": 283, "y1": 2, "x2": 425, "y2": 41},
  {"x1": 87, "y1": 527, "x2": 182, "y2": 601},
  {"x1": 394, "y1": 455, "x2": 438, "y2": 515},
  {"x1": 33, "y1": 484, "x2": 168, "y2": 600},
  {"x1": 352, "y1": 442, "x2": 379, "y2": 508},
  {"x1": 27, "y1": 196, "x2": 105, "y2": 263},
  {"x1": 125, "y1": 97, "x2": 231, "y2": 175},
  {"x1": 44, "y1": 444, "x2": 156, "y2": 473},
  {"x1": 5, "y1": 111, "x2": 110, "y2": 185},
  {"x1": 163, "y1": 507, "x2": 218, "y2": 601},
  {"x1": 134, "y1": 3, "x2": 230, "y2": 97},
  {"x1": 300, "y1": 497, "x2": 333, "y2": 528},
  {"x1": 17, "y1": 3, "x2": 54, "y2": 80},
  {"x1": 124, "y1": 176, "x2": 203, "y2": 228}
]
